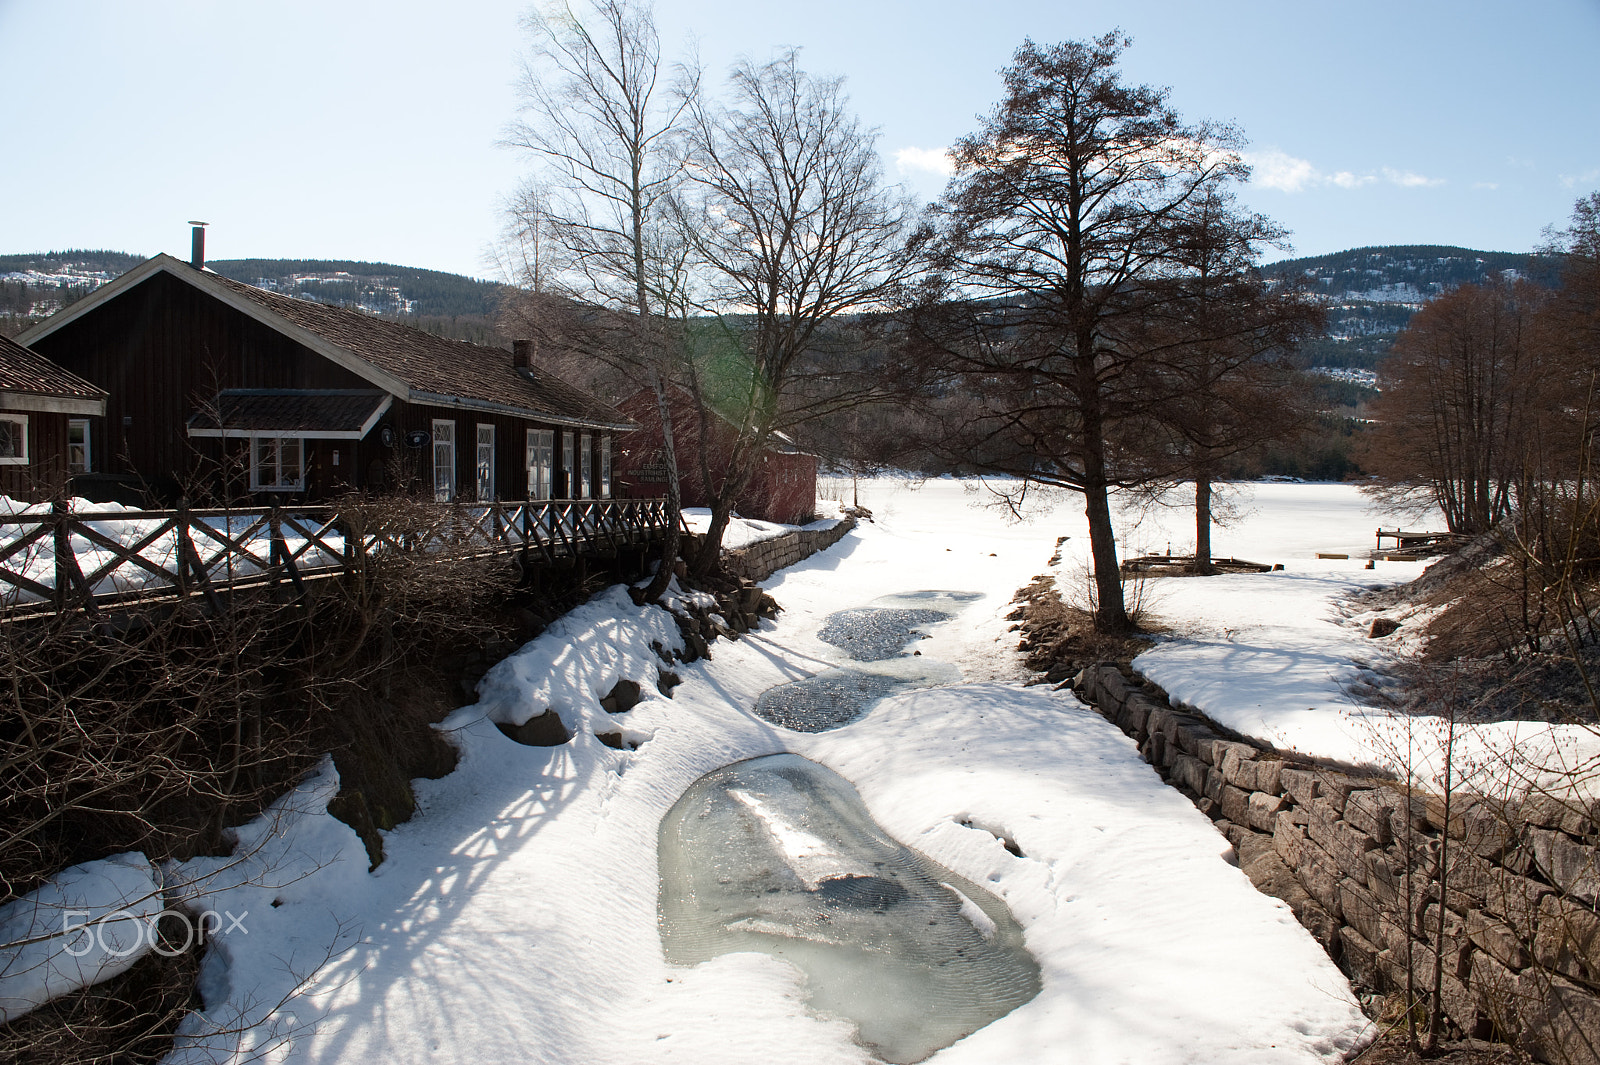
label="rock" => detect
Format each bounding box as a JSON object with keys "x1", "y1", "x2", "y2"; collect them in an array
[
  {"x1": 600, "y1": 678, "x2": 644, "y2": 714},
  {"x1": 1279, "y1": 767, "x2": 1319, "y2": 808},
  {"x1": 1521, "y1": 974, "x2": 1600, "y2": 1065},
  {"x1": 1340, "y1": 926, "x2": 1383, "y2": 987},
  {"x1": 1247, "y1": 790, "x2": 1288, "y2": 833},
  {"x1": 656, "y1": 670, "x2": 682, "y2": 698},
  {"x1": 1526, "y1": 827, "x2": 1600, "y2": 905},
  {"x1": 1466, "y1": 908, "x2": 1532, "y2": 971},
  {"x1": 1368, "y1": 617, "x2": 1401, "y2": 638},
  {"x1": 1169, "y1": 753, "x2": 1209, "y2": 797},
  {"x1": 1219, "y1": 785, "x2": 1251, "y2": 827},
  {"x1": 1218, "y1": 744, "x2": 1259, "y2": 790},
  {"x1": 1345, "y1": 789, "x2": 1395, "y2": 845},
  {"x1": 496, "y1": 709, "x2": 572, "y2": 747},
  {"x1": 1535, "y1": 893, "x2": 1600, "y2": 987},
  {"x1": 1340, "y1": 876, "x2": 1386, "y2": 946}
]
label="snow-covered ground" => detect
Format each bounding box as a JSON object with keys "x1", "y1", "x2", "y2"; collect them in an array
[
  {"x1": 1115, "y1": 482, "x2": 1600, "y2": 796},
  {"x1": 163, "y1": 477, "x2": 1376, "y2": 1064}
]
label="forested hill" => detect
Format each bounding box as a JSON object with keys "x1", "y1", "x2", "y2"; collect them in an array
[
  {"x1": 1263, "y1": 245, "x2": 1544, "y2": 301},
  {"x1": 1260, "y1": 245, "x2": 1547, "y2": 372},
  {"x1": 1, "y1": 252, "x2": 511, "y2": 343}
]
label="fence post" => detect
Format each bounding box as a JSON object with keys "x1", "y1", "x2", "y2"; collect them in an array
[{"x1": 52, "y1": 497, "x2": 67, "y2": 613}]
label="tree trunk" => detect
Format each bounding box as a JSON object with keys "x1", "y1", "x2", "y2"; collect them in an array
[
  {"x1": 1083, "y1": 483, "x2": 1129, "y2": 633},
  {"x1": 643, "y1": 373, "x2": 683, "y2": 602},
  {"x1": 1193, "y1": 476, "x2": 1219, "y2": 575}
]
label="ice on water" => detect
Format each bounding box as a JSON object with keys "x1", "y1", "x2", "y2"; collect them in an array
[
  {"x1": 658, "y1": 754, "x2": 1040, "y2": 1064},
  {"x1": 755, "y1": 590, "x2": 980, "y2": 732},
  {"x1": 753, "y1": 659, "x2": 960, "y2": 733}
]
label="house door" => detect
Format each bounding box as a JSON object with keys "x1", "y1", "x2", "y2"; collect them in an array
[{"x1": 432, "y1": 419, "x2": 455, "y2": 502}]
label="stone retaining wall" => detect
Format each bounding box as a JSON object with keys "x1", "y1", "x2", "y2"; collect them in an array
[
  {"x1": 1076, "y1": 663, "x2": 1600, "y2": 1065},
  {"x1": 716, "y1": 516, "x2": 856, "y2": 583}
]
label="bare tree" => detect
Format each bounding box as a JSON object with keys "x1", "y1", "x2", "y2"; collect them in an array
[
  {"x1": 913, "y1": 32, "x2": 1259, "y2": 633},
  {"x1": 503, "y1": 0, "x2": 696, "y2": 600},
  {"x1": 671, "y1": 50, "x2": 915, "y2": 573},
  {"x1": 1121, "y1": 191, "x2": 1323, "y2": 573},
  {"x1": 1362, "y1": 278, "x2": 1555, "y2": 535}
]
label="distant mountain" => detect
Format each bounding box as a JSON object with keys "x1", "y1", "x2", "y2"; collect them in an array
[
  {"x1": 1262, "y1": 245, "x2": 1553, "y2": 371},
  {"x1": 0, "y1": 252, "x2": 514, "y2": 344}
]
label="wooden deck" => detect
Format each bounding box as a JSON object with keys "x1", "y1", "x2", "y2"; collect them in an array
[{"x1": 0, "y1": 498, "x2": 674, "y2": 618}]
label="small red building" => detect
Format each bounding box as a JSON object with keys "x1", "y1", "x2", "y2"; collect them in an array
[
  {"x1": 613, "y1": 388, "x2": 818, "y2": 525},
  {"x1": 0, "y1": 333, "x2": 108, "y2": 501}
]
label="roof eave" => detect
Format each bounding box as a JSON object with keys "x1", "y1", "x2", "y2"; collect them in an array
[
  {"x1": 0, "y1": 392, "x2": 107, "y2": 416},
  {"x1": 19, "y1": 255, "x2": 412, "y2": 399},
  {"x1": 407, "y1": 390, "x2": 635, "y2": 432}
]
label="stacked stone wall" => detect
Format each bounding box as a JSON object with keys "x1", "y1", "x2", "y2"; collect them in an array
[
  {"x1": 717, "y1": 516, "x2": 856, "y2": 583},
  {"x1": 1076, "y1": 663, "x2": 1600, "y2": 1065}
]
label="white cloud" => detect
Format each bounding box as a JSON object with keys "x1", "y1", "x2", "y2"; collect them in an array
[
  {"x1": 894, "y1": 146, "x2": 954, "y2": 178},
  {"x1": 1244, "y1": 148, "x2": 1318, "y2": 192},
  {"x1": 1243, "y1": 148, "x2": 1442, "y2": 193},
  {"x1": 1560, "y1": 167, "x2": 1600, "y2": 189},
  {"x1": 1382, "y1": 167, "x2": 1445, "y2": 188},
  {"x1": 1472, "y1": 181, "x2": 1500, "y2": 191}
]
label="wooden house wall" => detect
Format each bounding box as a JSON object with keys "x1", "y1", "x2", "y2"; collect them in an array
[
  {"x1": 28, "y1": 270, "x2": 372, "y2": 499},
  {"x1": 26, "y1": 267, "x2": 616, "y2": 504},
  {"x1": 0, "y1": 411, "x2": 69, "y2": 502}
]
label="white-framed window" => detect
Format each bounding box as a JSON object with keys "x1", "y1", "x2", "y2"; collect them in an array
[
  {"x1": 561, "y1": 431, "x2": 575, "y2": 498},
  {"x1": 526, "y1": 428, "x2": 554, "y2": 500},
  {"x1": 0, "y1": 414, "x2": 27, "y2": 466},
  {"x1": 250, "y1": 436, "x2": 304, "y2": 491},
  {"x1": 475, "y1": 423, "x2": 495, "y2": 502},
  {"x1": 579, "y1": 432, "x2": 592, "y2": 499},
  {"x1": 600, "y1": 435, "x2": 612, "y2": 499},
  {"x1": 432, "y1": 419, "x2": 455, "y2": 502},
  {"x1": 68, "y1": 419, "x2": 91, "y2": 474}
]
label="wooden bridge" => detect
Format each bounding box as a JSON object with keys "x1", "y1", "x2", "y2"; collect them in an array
[{"x1": 0, "y1": 498, "x2": 675, "y2": 619}]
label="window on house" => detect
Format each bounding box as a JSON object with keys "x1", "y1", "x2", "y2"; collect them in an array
[
  {"x1": 526, "y1": 428, "x2": 554, "y2": 500},
  {"x1": 600, "y1": 435, "x2": 612, "y2": 499},
  {"x1": 67, "y1": 419, "x2": 90, "y2": 474},
  {"x1": 250, "y1": 436, "x2": 304, "y2": 491},
  {"x1": 561, "y1": 431, "x2": 575, "y2": 498},
  {"x1": 579, "y1": 432, "x2": 593, "y2": 500},
  {"x1": 433, "y1": 419, "x2": 455, "y2": 502},
  {"x1": 475, "y1": 423, "x2": 495, "y2": 502},
  {"x1": 0, "y1": 415, "x2": 28, "y2": 465}
]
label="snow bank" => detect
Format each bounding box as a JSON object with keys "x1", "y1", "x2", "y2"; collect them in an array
[{"x1": 0, "y1": 853, "x2": 162, "y2": 1023}]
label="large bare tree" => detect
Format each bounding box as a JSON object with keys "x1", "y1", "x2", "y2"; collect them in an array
[
  {"x1": 504, "y1": 0, "x2": 695, "y2": 600},
  {"x1": 672, "y1": 50, "x2": 915, "y2": 573},
  {"x1": 915, "y1": 32, "x2": 1259, "y2": 632}
]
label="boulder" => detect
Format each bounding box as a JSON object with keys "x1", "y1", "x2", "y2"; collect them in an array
[
  {"x1": 600, "y1": 678, "x2": 644, "y2": 714},
  {"x1": 496, "y1": 709, "x2": 572, "y2": 747}
]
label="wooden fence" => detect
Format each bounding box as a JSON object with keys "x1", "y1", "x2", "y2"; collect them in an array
[{"x1": 0, "y1": 498, "x2": 675, "y2": 618}]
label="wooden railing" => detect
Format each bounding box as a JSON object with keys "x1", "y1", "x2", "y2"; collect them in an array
[{"x1": 0, "y1": 498, "x2": 674, "y2": 618}]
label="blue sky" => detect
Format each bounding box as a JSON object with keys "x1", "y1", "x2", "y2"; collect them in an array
[{"x1": 2, "y1": 0, "x2": 1596, "y2": 278}]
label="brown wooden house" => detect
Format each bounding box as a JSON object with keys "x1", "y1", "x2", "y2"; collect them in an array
[
  {"x1": 17, "y1": 254, "x2": 631, "y2": 505},
  {"x1": 0, "y1": 333, "x2": 108, "y2": 501}
]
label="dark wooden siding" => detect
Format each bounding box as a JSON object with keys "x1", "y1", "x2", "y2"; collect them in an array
[
  {"x1": 0, "y1": 411, "x2": 68, "y2": 502},
  {"x1": 29, "y1": 270, "x2": 373, "y2": 500}
]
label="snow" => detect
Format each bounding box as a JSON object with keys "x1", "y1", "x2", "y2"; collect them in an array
[
  {"x1": 1107, "y1": 482, "x2": 1600, "y2": 796},
  {"x1": 164, "y1": 477, "x2": 1374, "y2": 1065},
  {"x1": 0, "y1": 853, "x2": 162, "y2": 1024}
]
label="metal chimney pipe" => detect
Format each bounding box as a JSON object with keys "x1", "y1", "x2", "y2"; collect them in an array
[{"x1": 188, "y1": 221, "x2": 209, "y2": 269}]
